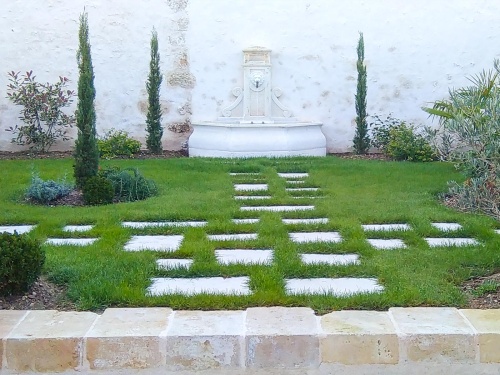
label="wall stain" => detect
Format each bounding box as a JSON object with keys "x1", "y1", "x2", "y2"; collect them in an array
[
  {"x1": 167, "y1": 0, "x2": 188, "y2": 12},
  {"x1": 168, "y1": 118, "x2": 191, "y2": 133},
  {"x1": 321, "y1": 90, "x2": 330, "y2": 98}
]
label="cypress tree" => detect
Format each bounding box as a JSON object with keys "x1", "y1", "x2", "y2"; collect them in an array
[
  {"x1": 353, "y1": 32, "x2": 370, "y2": 154},
  {"x1": 146, "y1": 28, "x2": 163, "y2": 154},
  {"x1": 74, "y1": 11, "x2": 99, "y2": 188}
]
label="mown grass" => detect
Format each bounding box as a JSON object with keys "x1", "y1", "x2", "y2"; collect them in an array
[{"x1": 1, "y1": 156, "x2": 499, "y2": 313}]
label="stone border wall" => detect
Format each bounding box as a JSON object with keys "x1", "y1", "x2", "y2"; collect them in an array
[{"x1": 0, "y1": 307, "x2": 499, "y2": 374}]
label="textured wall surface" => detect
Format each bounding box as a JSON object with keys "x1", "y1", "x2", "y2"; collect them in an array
[{"x1": 1, "y1": 0, "x2": 499, "y2": 152}]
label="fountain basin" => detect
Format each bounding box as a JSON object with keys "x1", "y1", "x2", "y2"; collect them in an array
[{"x1": 189, "y1": 121, "x2": 326, "y2": 158}]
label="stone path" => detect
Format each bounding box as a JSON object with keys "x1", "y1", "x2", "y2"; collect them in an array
[{"x1": 1, "y1": 170, "x2": 485, "y2": 301}]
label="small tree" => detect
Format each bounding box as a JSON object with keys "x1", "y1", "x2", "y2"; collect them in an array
[
  {"x1": 6, "y1": 71, "x2": 75, "y2": 153},
  {"x1": 145, "y1": 28, "x2": 163, "y2": 154},
  {"x1": 74, "y1": 11, "x2": 99, "y2": 188},
  {"x1": 353, "y1": 32, "x2": 370, "y2": 154}
]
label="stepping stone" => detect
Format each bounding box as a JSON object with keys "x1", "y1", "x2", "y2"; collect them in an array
[
  {"x1": 234, "y1": 196, "x2": 271, "y2": 200},
  {"x1": 367, "y1": 239, "x2": 406, "y2": 249},
  {"x1": 495, "y1": 229, "x2": 500, "y2": 235},
  {"x1": 285, "y1": 278, "x2": 383, "y2": 296},
  {"x1": 286, "y1": 180, "x2": 305, "y2": 184},
  {"x1": 362, "y1": 224, "x2": 411, "y2": 231},
  {"x1": 431, "y1": 223, "x2": 462, "y2": 231},
  {"x1": 282, "y1": 218, "x2": 328, "y2": 225},
  {"x1": 234, "y1": 184, "x2": 268, "y2": 191},
  {"x1": 232, "y1": 218, "x2": 260, "y2": 224},
  {"x1": 0, "y1": 225, "x2": 35, "y2": 234},
  {"x1": 215, "y1": 249, "x2": 273, "y2": 265},
  {"x1": 122, "y1": 221, "x2": 207, "y2": 228},
  {"x1": 156, "y1": 259, "x2": 193, "y2": 270},
  {"x1": 300, "y1": 254, "x2": 360, "y2": 266},
  {"x1": 425, "y1": 238, "x2": 480, "y2": 247},
  {"x1": 124, "y1": 235, "x2": 183, "y2": 252},
  {"x1": 229, "y1": 172, "x2": 260, "y2": 176},
  {"x1": 147, "y1": 277, "x2": 251, "y2": 296},
  {"x1": 286, "y1": 188, "x2": 319, "y2": 192},
  {"x1": 289, "y1": 232, "x2": 342, "y2": 243},
  {"x1": 208, "y1": 233, "x2": 258, "y2": 241},
  {"x1": 278, "y1": 173, "x2": 309, "y2": 178},
  {"x1": 62, "y1": 225, "x2": 93, "y2": 232},
  {"x1": 241, "y1": 205, "x2": 314, "y2": 212},
  {"x1": 45, "y1": 238, "x2": 98, "y2": 246}
]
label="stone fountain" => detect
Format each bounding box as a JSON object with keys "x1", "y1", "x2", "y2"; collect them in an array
[{"x1": 189, "y1": 47, "x2": 326, "y2": 157}]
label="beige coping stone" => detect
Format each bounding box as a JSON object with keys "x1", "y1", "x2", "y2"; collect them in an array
[
  {"x1": 0, "y1": 310, "x2": 28, "y2": 369},
  {"x1": 86, "y1": 308, "x2": 172, "y2": 370},
  {"x1": 5, "y1": 310, "x2": 98, "y2": 372},
  {"x1": 320, "y1": 310, "x2": 399, "y2": 365},
  {"x1": 461, "y1": 309, "x2": 500, "y2": 363},
  {"x1": 245, "y1": 307, "x2": 320, "y2": 369},
  {"x1": 165, "y1": 310, "x2": 245, "y2": 371},
  {"x1": 390, "y1": 307, "x2": 477, "y2": 363}
]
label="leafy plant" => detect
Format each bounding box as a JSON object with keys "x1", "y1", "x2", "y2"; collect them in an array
[
  {"x1": 5, "y1": 70, "x2": 75, "y2": 153},
  {"x1": 74, "y1": 11, "x2": 99, "y2": 189},
  {"x1": 26, "y1": 172, "x2": 73, "y2": 204},
  {"x1": 471, "y1": 279, "x2": 500, "y2": 297},
  {"x1": 145, "y1": 28, "x2": 163, "y2": 154},
  {"x1": 99, "y1": 166, "x2": 157, "y2": 202},
  {"x1": 0, "y1": 232, "x2": 44, "y2": 296},
  {"x1": 353, "y1": 32, "x2": 370, "y2": 154},
  {"x1": 82, "y1": 175, "x2": 114, "y2": 205},
  {"x1": 97, "y1": 129, "x2": 141, "y2": 159}
]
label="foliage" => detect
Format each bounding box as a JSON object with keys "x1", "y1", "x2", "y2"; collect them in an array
[
  {"x1": 0, "y1": 232, "x2": 44, "y2": 296},
  {"x1": 145, "y1": 28, "x2": 163, "y2": 154},
  {"x1": 99, "y1": 166, "x2": 158, "y2": 202},
  {"x1": 423, "y1": 60, "x2": 500, "y2": 219},
  {"x1": 97, "y1": 129, "x2": 141, "y2": 159},
  {"x1": 26, "y1": 172, "x2": 73, "y2": 204},
  {"x1": 370, "y1": 114, "x2": 436, "y2": 162},
  {"x1": 353, "y1": 32, "x2": 370, "y2": 154},
  {"x1": 5, "y1": 71, "x2": 75, "y2": 153},
  {"x1": 82, "y1": 175, "x2": 114, "y2": 205},
  {"x1": 74, "y1": 11, "x2": 99, "y2": 189}
]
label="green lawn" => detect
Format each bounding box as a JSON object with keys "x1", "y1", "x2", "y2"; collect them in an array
[{"x1": 1, "y1": 156, "x2": 499, "y2": 313}]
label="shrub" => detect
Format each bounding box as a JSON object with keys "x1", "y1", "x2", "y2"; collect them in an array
[
  {"x1": 370, "y1": 114, "x2": 436, "y2": 162},
  {"x1": 97, "y1": 129, "x2": 141, "y2": 159},
  {"x1": 353, "y1": 32, "x2": 370, "y2": 154},
  {"x1": 74, "y1": 11, "x2": 99, "y2": 188},
  {"x1": 99, "y1": 166, "x2": 157, "y2": 202},
  {"x1": 6, "y1": 70, "x2": 75, "y2": 153},
  {"x1": 0, "y1": 232, "x2": 44, "y2": 296},
  {"x1": 82, "y1": 176, "x2": 114, "y2": 205},
  {"x1": 146, "y1": 28, "x2": 164, "y2": 154},
  {"x1": 26, "y1": 172, "x2": 73, "y2": 204}
]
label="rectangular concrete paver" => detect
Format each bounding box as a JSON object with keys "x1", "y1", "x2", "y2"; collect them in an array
[
  {"x1": 5, "y1": 310, "x2": 98, "y2": 372},
  {"x1": 289, "y1": 232, "x2": 342, "y2": 243},
  {"x1": 63, "y1": 225, "x2": 94, "y2": 232},
  {"x1": 241, "y1": 205, "x2": 314, "y2": 212},
  {"x1": 282, "y1": 218, "x2": 328, "y2": 225},
  {"x1": 232, "y1": 218, "x2": 260, "y2": 224},
  {"x1": 156, "y1": 259, "x2": 193, "y2": 270},
  {"x1": 122, "y1": 221, "x2": 207, "y2": 228},
  {"x1": 0, "y1": 225, "x2": 35, "y2": 234},
  {"x1": 278, "y1": 173, "x2": 309, "y2": 178},
  {"x1": 148, "y1": 277, "x2": 251, "y2": 296},
  {"x1": 215, "y1": 249, "x2": 273, "y2": 265},
  {"x1": 300, "y1": 253, "x2": 359, "y2": 266},
  {"x1": 208, "y1": 233, "x2": 258, "y2": 241},
  {"x1": 234, "y1": 184, "x2": 268, "y2": 191},
  {"x1": 165, "y1": 311, "x2": 245, "y2": 371},
  {"x1": 86, "y1": 308, "x2": 172, "y2": 370},
  {"x1": 124, "y1": 235, "x2": 183, "y2": 252},
  {"x1": 0, "y1": 311, "x2": 27, "y2": 369},
  {"x1": 362, "y1": 224, "x2": 411, "y2": 231},
  {"x1": 425, "y1": 238, "x2": 480, "y2": 247},
  {"x1": 431, "y1": 222, "x2": 462, "y2": 231},
  {"x1": 286, "y1": 278, "x2": 383, "y2": 296},
  {"x1": 320, "y1": 311, "x2": 399, "y2": 364},
  {"x1": 45, "y1": 238, "x2": 98, "y2": 246},
  {"x1": 368, "y1": 239, "x2": 406, "y2": 249},
  {"x1": 245, "y1": 307, "x2": 319, "y2": 369},
  {"x1": 461, "y1": 309, "x2": 500, "y2": 363},
  {"x1": 390, "y1": 307, "x2": 477, "y2": 363}
]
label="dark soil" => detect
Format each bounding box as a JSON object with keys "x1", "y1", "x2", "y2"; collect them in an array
[{"x1": 1, "y1": 150, "x2": 498, "y2": 311}]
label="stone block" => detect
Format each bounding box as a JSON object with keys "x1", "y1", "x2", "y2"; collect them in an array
[
  {"x1": 390, "y1": 307, "x2": 477, "y2": 363},
  {"x1": 165, "y1": 310, "x2": 245, "y2": 371},
  {"x1": 5, "y1": 310, "x2": 97, "y2": 372},
  {"x1": 461, "y1": 309, "x2": 500, "y2": 363},
  {"x1": 320, "y1": 310, "x2": 399, "y2": 364},
  {"x1": 245, "y1": 307, "x2": 319, "y2": 369},
  {"x1": 0, "y1": 311, "x2": 27, "y2": 369},
  {"x1": 86, "y1": 308, "x2": 172, "y2": 370}
]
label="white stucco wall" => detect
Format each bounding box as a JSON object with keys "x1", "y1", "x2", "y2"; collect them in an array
[{"x1": 1, "y1": 0, "x2": 499, "y2": 153}]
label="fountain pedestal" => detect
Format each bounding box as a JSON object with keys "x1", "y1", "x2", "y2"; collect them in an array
[{"x1": 189, "y1": 47, "x2": 326, "y2": 158}]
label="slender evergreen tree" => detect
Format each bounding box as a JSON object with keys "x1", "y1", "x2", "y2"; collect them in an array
[
  {"x1": 74, "y1": 11, "x2": 99, "y2": 188},
  {"x1": 146, "y1": 28, "x2": 163, "y2": 154},
  {"x1": 353, "y1": 32, "x2": 370, "y2": 154}
]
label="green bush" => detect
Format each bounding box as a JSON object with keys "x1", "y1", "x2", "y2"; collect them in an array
[
  {"x1": 370, "y1": 114, "x2": 436, "y2": 162},
  {"x1": 0, "y1": 232, "x2": 44, "y2": 296},
  {"x1": 82, "y1": 175, "x2": 114, "y2": 205},
  {"x1": 26, "y1": 172, "x2": 73, "y2": 204},
  {"x1": 99, "y1": 166, "x2": 157, "y2": 202},
  {"x1": 97, "y1": 129, "x2": 141, "y2": 159}
]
